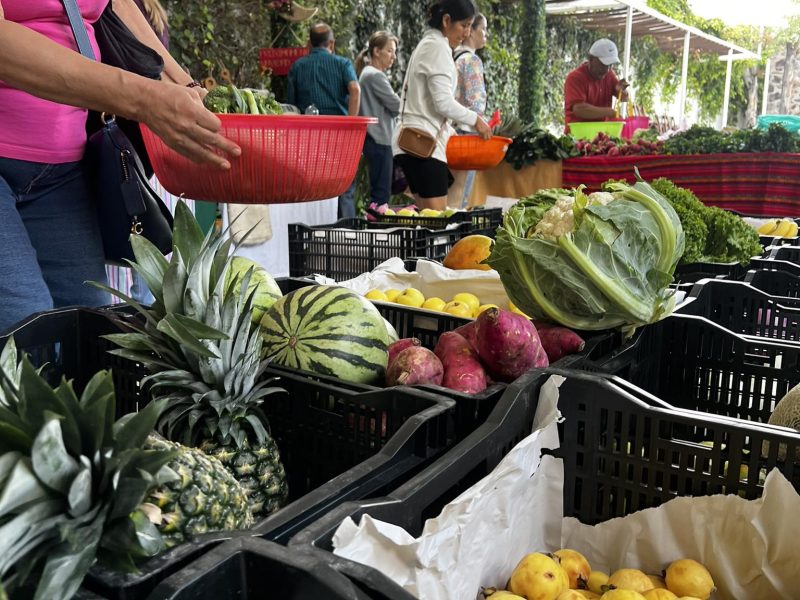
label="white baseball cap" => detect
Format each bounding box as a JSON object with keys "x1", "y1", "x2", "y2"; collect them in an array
[{"x1": 589, "y1": 39, "x2": 620, "y2": 66}]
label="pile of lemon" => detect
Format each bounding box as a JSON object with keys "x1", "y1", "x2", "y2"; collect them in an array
[
  {"x1": 364, "y1": 288, "x2": 493, "y2": 318},
  {"x1": 485, "y1": 550, "x2": 715, "y2": 600}
]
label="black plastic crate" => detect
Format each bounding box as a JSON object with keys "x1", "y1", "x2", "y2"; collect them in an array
[
  {"x1": 672, "y1": 260, "x2": 747, "y2": 283},
  {"x1": 750, "y1": 257, "x2": 800, "y2": 277},
  {"x1": 289, "y1": 368, "x2": 800, "y2": 599},
  {"x1": 578, "y1": 312, "x2": 800, "y2": 424},
  {"x1": 676, "y1": 278, "x2": 800, "y2": 338},
  {"x1": 768, "y1": 245, "x2": 800, "y2": 264},
  {"x1": 146, "y1": 537, "x2": 371, "y2": 600},
  {"x1": 82, "y1": 532, "x2": 253, "y2": 600},
  {"x1": 275, "y1": 276, "x2": 622, "y2": 443},
  {"x1": 0, "y1": 306, "x2": 457, "y2": 599},
  {"x1": 288, "y1": 218, "x2": 471, "y2": 280},
  {"x1": 0, "y1": 307, "x2": 147, "y2": 417},
  {"x1": 745, "y1": 268, "x2": 800, "y2": 299},
  {"x1": 369, "y1": 207, "x2": 503, "y2": 238}
]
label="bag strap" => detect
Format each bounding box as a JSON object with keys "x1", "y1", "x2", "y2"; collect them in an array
[
  {"x1": 400, "y1": 48, "x2": 447, "y2": 144},
  {"x1": 61, "y1": 0, "x2": 97, "y2": 61}
]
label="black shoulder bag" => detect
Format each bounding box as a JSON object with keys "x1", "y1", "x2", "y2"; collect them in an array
[{"x1": 61, "y1": 0, "x2": 173, "y2": 265}]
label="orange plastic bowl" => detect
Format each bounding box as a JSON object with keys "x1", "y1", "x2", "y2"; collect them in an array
[
  {"x1": 140, "y1": 114, "x2": 376, "y2": 204},
  {"x1": 446, "y1": 135, "x2": 513, "y2": 170}
]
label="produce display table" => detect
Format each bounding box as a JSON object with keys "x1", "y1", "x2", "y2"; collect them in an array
[
  {"x1": 562, "y1": 152, "x2": 800, "y2": 217},
  {"x1": 467, "y1": 159, "x2": 562, "y2": 207}
]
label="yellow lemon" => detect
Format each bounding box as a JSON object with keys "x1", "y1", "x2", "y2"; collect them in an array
[
  {"x1": 608, "y1": 569, "x2": 652, "y2": 593},
  {"x1": 396, "y1": 208, "x2": 417, "y2": 217},
  {"x1": 586, "y1": 572, "x2": 609, "y2": 595},
  {"x1": 600, "y1": 591, "x2": 647, "y2": 600},
  {"x1": 384, "y1": 289, "x2": 403, "y2": 302},
  {"x1": 643, "y1": 590, "x2": 678, "y2": 600},
  {"x1": 395, "y1": 289, "x2": 425, "y2": 308},
  {"x1": 419, "y1": 208, "x2": 443, "y2": 217},
  {"x1": 554, "y1": 549, "x2": 591, "y2": 590},
  {"x1": 422, "y1": 297, "x2": 447, "y2": 312},
  {"x1": 476, "y1": 303, "x2": 499, "y2": 316},
  {"x1": 452, "y1": 292, "x2": 480, "y2": 315},
  {"x1": 664, "y1": 560, "x2": 714, "y2": 600},
  {"x1": 483, "y1": 590, "x2": 527, "y2": 599},
  {"x1": 557, "y1": 591, "x2": 592, "y2": 600},
  {"x1": 646, "y1": 575, "x2": 667, "y2": 590},
  {"x1": 443, "y1": 300, "x2": 473, "y2": 319},
  {"x1": 509, "y1": 552, "x2": 569, "y2": 600},
  {"x1": 384, "y1": 208, "x2": 396, "y2": 215},
  {"x1": 364, "y1": 289, "x2": 388, "y2": 302}
]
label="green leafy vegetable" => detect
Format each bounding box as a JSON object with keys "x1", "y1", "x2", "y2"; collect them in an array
[
  {"x1": 203, "y1": 85, "x2": 283, "y2": 115},
  {"x1": 487, "y1": 178, "x2": 684, "y2": 331},
  {"x1": 663, "y1": 123, "x2": 800, "y2": 155},
  {"x1": 648, "y1": 178, "x2": 762, "y2": 265},
  {"x1": 505, "y1": 125, "x2": 578, "y2": 170}
]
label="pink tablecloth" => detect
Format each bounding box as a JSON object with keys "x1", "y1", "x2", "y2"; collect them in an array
[{"x1": 562, "y1": 152, "x2": 800, "y2": 217}]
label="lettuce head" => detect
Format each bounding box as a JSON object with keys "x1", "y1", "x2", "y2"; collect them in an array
[{"x1": 487, "y1": 179, "x2": 684, "y2": 330}]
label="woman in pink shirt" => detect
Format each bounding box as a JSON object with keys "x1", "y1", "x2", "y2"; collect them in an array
[{"x1": 0, "y1": 0, "x2": 239, "y2": 332}]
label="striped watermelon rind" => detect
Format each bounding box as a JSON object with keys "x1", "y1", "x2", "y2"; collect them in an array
[
  {"x1": 226, "y1": 256, "x2": 282, "y2": 323},
  {"x1": 259, "y1": 285, "x2": 390, "y2": 384}
]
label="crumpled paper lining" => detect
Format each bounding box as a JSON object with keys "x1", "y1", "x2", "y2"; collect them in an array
[
  {"x1": 330, "y1": 258, "x2": 513, "y2": 308},
  {"x1": 332, "y1": 375, "x2": 800, "y2": 600},
  {"x1": 333, "y1": 375, "x2": 565, "y2": 600}
]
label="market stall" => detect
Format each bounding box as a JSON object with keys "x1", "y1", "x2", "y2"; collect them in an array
[
  {"x1": 467, "y1": 160, "x2": 563, "y2": 207},
  {"x1": 562, "y1": 152, "x2": 800, "y2": 216}
]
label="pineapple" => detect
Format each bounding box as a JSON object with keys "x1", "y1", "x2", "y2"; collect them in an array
[
  {"x1": 96, "y1": 201, "x2": 289, "y2": 517},
  {"x1": 145, "y1": 435, "x2": 253, "y2": 548},
  {"x1": 0, "y1": 338, "x2": 177, "y2": 599}
]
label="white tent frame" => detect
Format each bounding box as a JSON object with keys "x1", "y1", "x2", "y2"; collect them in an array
[{"x1": 546, "y1": 0, "x2": 761, "y2": 126}]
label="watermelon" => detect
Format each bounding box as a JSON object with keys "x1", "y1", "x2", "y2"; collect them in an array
[
  {"x1": 259, "y1": 285, "x2": 390, "y2": 384},
  {"x1": 384, "y1": 318, "x2": 399, "y2": 343},
  {"x1": 225, "y1": 256, "x2": 282, "y2": 323}
]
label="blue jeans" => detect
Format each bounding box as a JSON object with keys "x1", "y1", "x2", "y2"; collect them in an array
[
  {"x1": 338, "y1": 178, "x2": 357, "y2": 219},
  {"x1": 0, "y1": 157, "x2": 109, "y2": 333},
  {"x1": 363, "y1": 135, "x2": 393, "y2": 206}
]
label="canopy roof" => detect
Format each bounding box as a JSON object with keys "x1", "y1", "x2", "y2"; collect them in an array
[{"x1": 546, "y1": 0, "x2": 759, "y2": 60}]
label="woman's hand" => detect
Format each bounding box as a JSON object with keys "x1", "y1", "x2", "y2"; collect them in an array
[
  {"x1": 474, "y1": 116, "x2": 492, "y2": 140},
  {"x1": 138, "y1": 80, "x2": 240, "y2": 170}
]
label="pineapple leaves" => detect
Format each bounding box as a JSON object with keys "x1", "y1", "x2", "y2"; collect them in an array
[
  {"x1": 157, "y1": 315, "x2": 223, "y2": 360},
  {"x1": 34, "y1": 515, "x2": 105, "y2": 600},
  {"x1": 0, "y1": 453, "x2": 51, "y2": 517},
  {"x1": 162, "y1": 258, "x2": 189, "y2": 317},
  {"x1": 129, "y1": 235, "x2": 170, "y2": 302},
  {"x1": 113, "y1": 398, "x2": 169, "y2": 452},
  {"x1": 66, "y1": 462, "x2": 92, "y2": 517},
  {"x1": 171, "y1": 200, "x2": 205, "y2": 270},
  {"x1": 0, "y1": 421, "x2": 31, "y2": 454},
  {"x1": 171, "y1": 313, "x2": 229, "y2": 341},
  {"x1": 31, "y1": 419, "x2": 80, "y2": 495}
]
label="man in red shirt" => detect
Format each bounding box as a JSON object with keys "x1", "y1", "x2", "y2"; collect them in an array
[{"x1": 564, "y1": 39, "x2": 629, "y2": 132}]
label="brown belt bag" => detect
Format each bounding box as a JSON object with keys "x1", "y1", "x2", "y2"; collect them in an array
[{"x1": 397, "y1": 126, "x2": 438, "y2": 159}]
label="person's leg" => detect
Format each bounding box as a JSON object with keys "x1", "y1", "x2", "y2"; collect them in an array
[
  {"x1": 130, "y1": 270, "x2": 155, "y2": 305},
  {"x1": 19, "y1": 160, "x2": 110, "y2": 310},
  {"x1": 0, "y1": 159, "x2": 55, "y2": 332},
  {"x1": 338, "y1": 179, "x2": 357, "y2": 219},
  {"x1": 447, "y1": 170, "x2": 468, "y2": 209},
  {"x1": 370, "y1": 142, "x2": 393, "y2": 207},
  {"x1": 414, "y1": 157, "x2": 450, "y2": 211}
]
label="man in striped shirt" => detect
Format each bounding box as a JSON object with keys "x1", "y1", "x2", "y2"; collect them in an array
[{"x1": 289, "y1": 23, "x2": 361, "y2": 217}]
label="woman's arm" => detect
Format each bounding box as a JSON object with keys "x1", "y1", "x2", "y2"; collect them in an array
[
  {"x1": 0, "y1": 10, "x2": 238, "y2": 168},
  {"x1": 428, "y1": 72, "x2": 478, "y2": 126},
  {"x1": 372, "y1": 73, "x2": 401, "y2": 116},
  {"x1": 111, "y1": 0, "x2": 193, "y2": 87}
]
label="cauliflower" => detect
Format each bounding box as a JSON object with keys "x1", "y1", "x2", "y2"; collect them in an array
[
  {"x1": 533, "y1": 191, "x2": 617, "y2": 240},
  {"x1": 588, "y1": 191, "x2": 615, "y2": 205},
  {"x1": 534, "y1": 194, "x2": 575, "y2": 239}
]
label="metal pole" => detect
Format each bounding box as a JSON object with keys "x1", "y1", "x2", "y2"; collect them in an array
[
  {"x1": 678, "y1": 31, "x2": 691, "y2": 126},
  {"x1": 624, "y1": 5, "x2": 633, "y2": 80},
  {"x1": 762, "y1": 58, "x2": 772, "y2": 115},
  {"x1": 722, "y1": 49, "x2": 733, "y2": 128}
]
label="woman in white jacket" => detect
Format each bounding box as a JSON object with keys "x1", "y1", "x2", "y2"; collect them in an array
[{"x1": 393, "y1": 0, "x2": 491, "y2": 210}]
